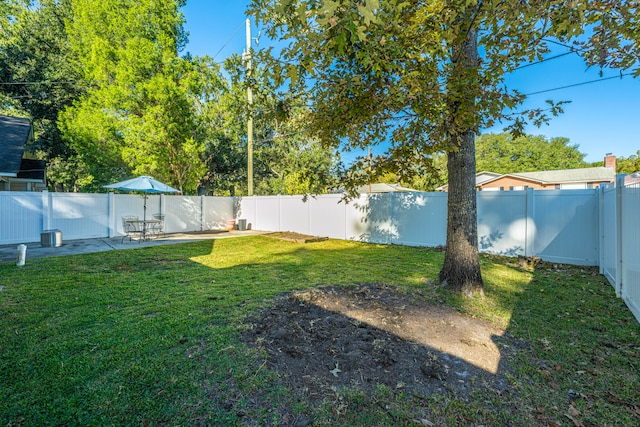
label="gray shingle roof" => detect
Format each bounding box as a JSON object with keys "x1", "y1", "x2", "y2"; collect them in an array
[
  {"x1": 0, "y1": 115, "x2": 32, "y2": 176},
  {"x1": 508, "y1": 167, "x2": 615, "y2": 184}
]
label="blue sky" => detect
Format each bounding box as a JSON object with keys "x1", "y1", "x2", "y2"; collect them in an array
[{"x1": 181, "y1": 0, "x2": 640, "y2": 165}]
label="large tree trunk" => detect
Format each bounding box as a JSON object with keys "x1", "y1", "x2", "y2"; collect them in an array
[
  {"x1": 439, "y1": 132, "x2": 484, "y2": 296},
  {"x1": 439, "y1": 25, "x2": 484, "y2": 296}
]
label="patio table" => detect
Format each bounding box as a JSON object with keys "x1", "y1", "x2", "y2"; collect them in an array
[{"x1": 124, "y1": 219, "x2": 162, "y2": 241}]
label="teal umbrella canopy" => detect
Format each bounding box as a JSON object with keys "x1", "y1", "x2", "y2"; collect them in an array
[
  {"x1": 104, "y1": 176, "x2": 180, "y2": 194},
  {"x1": 104, "y1": 176, "x2": 180, "y2": 223}
]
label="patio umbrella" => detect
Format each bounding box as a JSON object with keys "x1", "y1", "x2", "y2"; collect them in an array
[{"x1": 104, "y1": 176, "x2": 180, "y2": 222}]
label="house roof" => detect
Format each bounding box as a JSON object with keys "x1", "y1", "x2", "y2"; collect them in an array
[
  {"x1": 475, "y1": 171, "x2": 502, "y2": 184},
  {"x1": 436, "y1": 171, "x2": 500, "y2": 191},
  {"x1": 0, "y1": 115, "x2": 32, "y2": 177},
  {"x1": 357, "y1": 182, "x2": 419, "y2": 193},
  {"x1": 483, "y1": 167, "x2": 615, "y2": 186}
]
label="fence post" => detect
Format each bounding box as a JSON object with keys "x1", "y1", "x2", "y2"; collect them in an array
[
  {"x1": 253, "y1": 196, "x2": 257, "y2": 231},
  {"x1": 598, "y1": 185, "x2": 605, "y2": 274},
  {"x1": 615, "y1": 175, "x2": 625, "y2": 297},
  {"x1": 307, "y1": 195, "x2": 312, "y2": 235},
  {"x1": 200, "y1": 195, "x2": 205, "y2": 231},
  {"x1": 525, "y1": 188, "x2": 534, "y2": 257},
  {"x1": 108, "y1": 192, "x2": 115, "y2": 237},
  {"x1": 389, "y1": 191, "x2": 395, "y2": 245},
  {"x1": 41, "y1": 190, "x2": 50, "y2": 232},
  {"x1": 344, "y1": 197, "x2": 348, "y2": 240}
]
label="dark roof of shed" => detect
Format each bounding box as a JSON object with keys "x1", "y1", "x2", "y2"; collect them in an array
[{"x1": 0, "y1": 115, "x2": 32, "y2": 176}]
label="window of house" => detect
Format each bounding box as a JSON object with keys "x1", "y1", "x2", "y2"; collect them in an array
[
  {"x1": 555, "y1": 184, "x2": 561, "y2": 190},
  {"x1": 509, "y1": 186, "x2": 514, "y2": 190},
  {"x1": 499, "y1": 186, "x2": 505, "y2": 191},
  {"x1": 587, "y1": 182, "x2": 593, "y2": 189}
]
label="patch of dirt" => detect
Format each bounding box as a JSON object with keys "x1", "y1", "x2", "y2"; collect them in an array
[
  {"x1": 266, "y1": 231, "x2": 329, "y2": 243},
  {"x1": 242, "y1": 283, "x2": 525, "y2": 406}
]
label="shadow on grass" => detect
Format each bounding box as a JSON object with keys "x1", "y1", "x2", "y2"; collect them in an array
[
  {"x1": 491, "y1": 261, "x2": 640, "y2": 427},
  {"x1": 1, "y1": 236, "x2": 638, "y2": 426}
]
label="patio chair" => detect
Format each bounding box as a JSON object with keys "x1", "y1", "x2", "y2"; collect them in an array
[
  {"x1": 150, "y1": 213, "x2": 165, "y2": 238},
  {"x1": 122, "y1": 216, "x2": 142, "y2": 243}
]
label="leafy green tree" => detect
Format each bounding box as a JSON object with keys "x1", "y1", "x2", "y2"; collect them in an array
[
  {"x1": 60, "y1": 0, "x2": 223, "y2": 194},
  {"x1": 249, "y1": 0, "x2": 639, "y2": 295},
  {"x1": 476, "y1": 133, "x2": 588, "y2": 174},
  {"x1": 0, "y1": 0, "x2": 85, "y2": 190},
  {"x1": 201, "y1": 54, "x2": 339, "y2": 196},
  {"x1": 616, "y1": 151, "x2": 640, "y2": 174},
  {"x1": 363, "y1": 154, "x2": 448, "y2": 192}
]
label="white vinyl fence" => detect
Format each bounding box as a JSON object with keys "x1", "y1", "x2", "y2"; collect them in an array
[
  {"x1": 0, "y1": 191, "x2": 235, "y2": 244},
  {"x1": 1, "y1": 184, "x2": 638, "y2": 322},
  {"x1": 600, "y1": 176, "x2": 640, "y2": 322},
  {"x1": 237, "y1": 189, "x2": 599, "y2": 266},
  {"x1": 237, "y1": 187, "x2": 637, "y2": 321}
]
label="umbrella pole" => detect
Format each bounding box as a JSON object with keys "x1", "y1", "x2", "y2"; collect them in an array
[{"x1": 143, "y1": 194, "x2": 148, "y2": 240}]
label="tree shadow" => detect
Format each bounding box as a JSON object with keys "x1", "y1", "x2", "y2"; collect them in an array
[
  {"x1": 240, "y1": 282, "x2": 517, "y2": 407},
  {"x1": 354, "y1": 191, "x2": 525, "y2": 256},
  {"x1": 5, "y1": 234, "x2": 635, "y2": 425}
]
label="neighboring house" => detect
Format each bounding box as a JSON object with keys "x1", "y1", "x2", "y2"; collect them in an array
[
  {"x1": 439, "y1": 155, "x2": 617, "y2": 192},
  {"x1": 356, "y1": 182, "x2": 419, "y2": 193},
  {"x1": 437, "y1": 171, "x2": 502, "y2": 191},
  {"x1": 0, "y1": 115, "x2": 46, "y2": 191},
  {"x1": 625, "y1": 172, "x2": 640, "y2": 186}
]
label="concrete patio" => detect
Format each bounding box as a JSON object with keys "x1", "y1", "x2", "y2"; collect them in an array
[{"x1": 0, "y1": 229, "x2": 268, "y2": 263}]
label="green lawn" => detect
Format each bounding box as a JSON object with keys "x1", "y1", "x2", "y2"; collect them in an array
[{"x1": 0, "y1": 236, "x2": 638, "y2": 426}]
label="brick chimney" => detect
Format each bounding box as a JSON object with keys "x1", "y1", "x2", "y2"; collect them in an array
[{"x1": 604, "y1": 153, "x2": 616, "y2": 170}]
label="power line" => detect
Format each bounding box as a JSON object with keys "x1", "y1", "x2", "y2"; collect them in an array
[
  {"x1": 513, "y1": 51, "x2": 575, "y2": 71},
  {"x1": 525, "y1": 72, "x2": 634, "y2": 96},
  {"x1": 0, "y1": 80, "x2": 86, "y2": 85},
  {"x1": 211, "y1": 21, "x2": 244, "y2": 60},
  {"x1": 542, "y1": 38, "x2": 587, "y2": 53}
]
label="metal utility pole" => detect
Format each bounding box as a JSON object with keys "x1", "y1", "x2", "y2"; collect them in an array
[{"x1": 245, "y1": 18, "x2": 254, "y2": 196}]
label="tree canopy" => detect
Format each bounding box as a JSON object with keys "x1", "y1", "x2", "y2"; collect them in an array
[
  {"x1": 0, "y1": 0, "x2": 339, "y2": 195},
  {"x1": 476, "y1": 133, "x2": 588, "y2": 174},
  {"x1": 57, "y1": 0, "x2": 223, "y2": 194},
  {"x1": 616, "y1": 150, "x2": 640, "y2": 174},
  {"x1": 249, "y1": 0, "x2": 639, "y2": 294},
  {"x1": 0, "y1": 0, "x2": 86, "y2": 190},
  {"x1": 200, "y1": 54, "x2": 339, "y2": 196}
]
